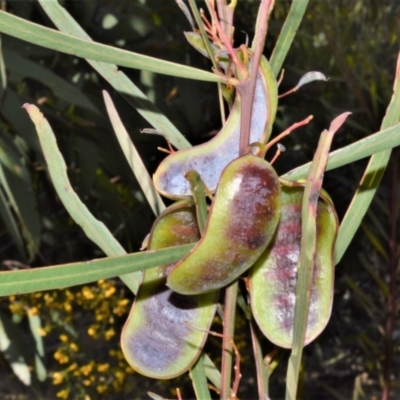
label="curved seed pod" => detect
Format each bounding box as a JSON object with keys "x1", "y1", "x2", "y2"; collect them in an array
[
  {"x1": 121, "y1": 202, "x2": 217, "y2": 379},
  {"x1": 249, "y1": 185, "x2": 338, "y2": 348},
  {"x1": 153, "y1": 56, "x2": 278, "y2": 199},
  {"x1": 167, "y1": 154, "x2": 281, "y2": 295}
]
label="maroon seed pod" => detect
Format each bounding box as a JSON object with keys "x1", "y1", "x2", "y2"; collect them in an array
[
  {"x1": 121, "y1": 202, "x2": 217, "y2": 379},
  {"x1": 249, "y1": 185, "x2": 338, "y2": 348},
  {"x1": 167, "y1": 154, "x2": 281, "y2": 295}
]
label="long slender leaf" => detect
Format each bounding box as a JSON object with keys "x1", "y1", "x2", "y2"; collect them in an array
[
  {"x1": 203, "y1": 354, "x2": 221, "y2": 390},
  {"x1": 37, "y1": 0, "x2": 191, "y2": 150},
  {"x1": 282, "y1": 122, "x2": 400, "y2": 181},
  {"x1": 0, "y1": 312, "x2": 31, "y2": 385},
  {"x1": 190, "y1": 354, "x2": 212, "y2": 400},
  {"x1": 0, "y1": 33, "x2": 7, "y2": 99},
  {"x1": 0, "y1": 244, "x2": 193, "y2": 297},
  {"x1": 285, "y1": 113, "x2": 350, "y2": 400},
  {"x1": 102, "y1": 90, "x2": 165, "y2": 217},
  {"x1": 0, "y1": 178, "x2": 25, "y2": 257},
  {"x1": 23, "y1": 103, "x2": 142, "y2": 293},
  {"x1": 0, "y1": 11, "x2": 223, "y2": 83},
  {"x1": 270, "y1": 0, "x2": 309, "y2": 76},
  {"x1": 0, "y1": 154, "x2": 40, "y2": 261},
  {"x1": 27, "y1": 312, "x2": 47, "y2": 381},
  {"x1": 3, "y1": 47, "x2": 99, "y2": 114},
  {"x1": 334, "y1": 52, "x2": 400, "y2": 263}
]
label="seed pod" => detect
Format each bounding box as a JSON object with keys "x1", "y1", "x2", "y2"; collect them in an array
[
  {"x1": 249, "y1": 185, "x2": 338, "y2": 348},
  {"x1": 167, "y1": 154, "x2": 281, "y2": 295},
  {"x1": 153, "y1": 56, "x2": 277, "y2": 199},
  {"x1": 121, "y1": 202, "x2": 217, "y2": 379}
]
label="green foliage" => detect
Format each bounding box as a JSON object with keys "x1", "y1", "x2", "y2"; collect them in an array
[{"x1": 0, "y1": 0, "x2": 398, "y2": 399}]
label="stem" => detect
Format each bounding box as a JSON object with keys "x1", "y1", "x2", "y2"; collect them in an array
[
  {"x1": 238, "y1": 0, "x2": 274, "y2": 156},
  {"x1": 250, "y1": 318, "x2": 268, "y2": 399},
  {"x1": 382, "y1": 148, "x2": 399, "y2": 400},
  {"x1": 220, "y1": 280, "x2": 239, "y2": 400}
]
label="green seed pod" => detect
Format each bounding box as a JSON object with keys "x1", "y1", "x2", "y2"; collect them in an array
[
  {"x1": 249, "y1": 185, "x2": 338, "y2": 348},
  {"x1": 121, "y1": 202, "x2": 217, "y2": 379},
  {"x1": 167, "y1": 154, "x2": 281, "y2": 295}
]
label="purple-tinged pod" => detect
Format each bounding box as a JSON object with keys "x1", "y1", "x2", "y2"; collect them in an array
[
  {"x1": 167, "y1": 154, "x2": 281, "y2": 295},
  {"x1": 121, "y1": 202, "x2": 217, "y2": 379},
  {"x1": 249, "y1": 185, "x2": 338, "y2": 348},
  {"x1": 153, "y1": 56, "x2": 277, "y2": 199}
]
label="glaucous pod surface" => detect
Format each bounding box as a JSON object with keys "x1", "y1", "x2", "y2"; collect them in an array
[
  {"x1": 167, "y1": 154, "x2": 281, "y2": 295},
  {"x1": 249, "y1": 185, "x2": 338, "y2": 348},
  {"x1": 121, "y1": 202, "x2": 217, "y2": 379},
  {"x1": 153, "y1": 56, "x2": 277, "y2": 199}
]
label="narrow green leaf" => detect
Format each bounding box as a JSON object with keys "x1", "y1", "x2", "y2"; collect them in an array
[
  {"x1": 0, "y1": 179, "x2": 26, "y2": 258},
  {"x1": 335, "y1": 53, "x2": 400, "y2": 263},
  {"x1": 27, "y1": 312, "x2": 47, "y2": 381},
  {"x1": 0, "y1": 244, "x2": 193, "y2": 297},
  {"x1": 190, "y1": 354, "x2": 212, "y2": 400},
  {"x1": 282, "y1": 122, "x2": 400, "y2": 181},
  {"x1": 102, "y1": 90, "x2": 165, "y2": 217},
  {"x1": 37, "y1": 0, "x2": 191, "y2": 150},
  {"x1": 23, "y1": 103, "x2": 142, "y2": 293},
  {"x1": 3, "y1": 48, "x2": 100, "y2": 114},
  {"x1": 185, "y1": 170, "x2": 208, "y2": 233},
  {"x1": 0, "y1": 312, "x2": 31, "y2": 385},
  {"x1": 0, "y1": 157, "x2": 40, "y2": 261},
  {"x1": 188, "y1": 0, "x2": 218, "y2": 70},
  {"x1": 0, "y1": 34, "x2": 7, "y2": 97},
  {"x1": 270, "y1": 0, "x2": 309, "y2": 76},
  {"x1": 285, "y1": 113, "x2": 350, "y2": 400},
  {"x1": 0, "y1": 10, "x2": 223, "y2": 83},
  {"x1": 202, "y1": 354, "x2": 221, "y2": 390}
]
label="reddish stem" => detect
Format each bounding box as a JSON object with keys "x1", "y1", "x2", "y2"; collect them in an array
[{"x1": 238, "y1": 0, "x2": 274, "y2": 156}]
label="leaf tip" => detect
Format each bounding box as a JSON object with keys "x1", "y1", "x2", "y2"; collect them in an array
[{"x1": 328, "y1": 112, "x2": 352, "y2": 135}]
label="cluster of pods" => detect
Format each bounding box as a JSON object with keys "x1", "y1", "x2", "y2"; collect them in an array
[{"x1": 121, "y1": 29, "x2": 338, "y2": 380}]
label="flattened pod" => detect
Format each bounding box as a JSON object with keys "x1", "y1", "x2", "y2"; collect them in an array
[
  {"x1": 167, "y1": 154, "x2": 281, "y2": 295},
  {"x1": 121, "y1": 202, "x2": 217, "y2": 379},
  {"x1": 249, "y1": 185, "x2": 338, "y2": 348},
  {"x1": 153, "y1": 56, "x2": 277, "y2": 199}
]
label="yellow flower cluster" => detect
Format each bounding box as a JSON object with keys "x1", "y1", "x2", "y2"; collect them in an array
[{"x1": 4, "y1": 278, "x2": 135, "y2": 398}]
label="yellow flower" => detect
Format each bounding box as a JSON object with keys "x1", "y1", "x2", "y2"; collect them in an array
[
  {"x1": 96, "y1": 384, "x2": 107, "y2": 393},
  {"x1": 87, "y1": 326, "x2": 98, "y2": 338},
  {"x1": 104, "y1": 286, "x2": 116, "y2": 298},
  {"x1": 80, "y1": 362, "x2": 94, "y2": 376},
  {"x1": 56, "y1": 389, "x2": 69, "y2": 399},
  {"x1": 82, "y1": 286, "x2": 94, "y2": 300},
  {"x1": 64, "y1": 303, "x2": 72, "y2": 313},
  {"x1": 37, "y1": 327, "x2": 47, "y2": 337},
  {"x1": 69, "y1": 343, "x2": 79, "y2": 352},
  {"x1": 27, "y1": 307, "x2": 39, "y2": 316},
  {"x1": 52, "y1": 372, "x2": 64, "y2": 385},
  {"x1": 96, "y1": 363, "x2": 110, "y2": 373},
  {"x1": 59, "y1": 334, "x2": 68, "y2": 343},
  {"x1": 115, "y1": 370, "x2": 125, "y2": 383},
  {"x1": 68, "y1": 363, "x2": 78, "y2": 372},
  {"x1": 54, "y1": 349, "x2": 69, "y2": 364},
  {"x1": 8, "y1": 303, "x2": 23, "y2": 314},
  {"x1": 104, "y1": 328, "x2": 115, "y2": 341}
]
